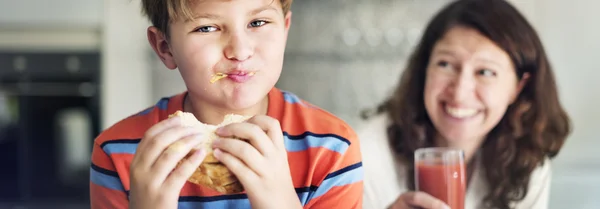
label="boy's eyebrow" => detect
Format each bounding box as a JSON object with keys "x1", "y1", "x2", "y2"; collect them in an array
[
  {"x1": 189, "y1": 13, "x2": 221, "y2": 21},
  {"x1": 250, "y1": 4, "x2": 278, "y2": 16},
  {"x1": 188, "y1": 4, "x2": 278, "y2": 22}
]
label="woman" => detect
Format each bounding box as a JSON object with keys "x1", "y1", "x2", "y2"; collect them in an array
[{"x1": 359, "y1": 0, "x2": 571, "y2": 208}]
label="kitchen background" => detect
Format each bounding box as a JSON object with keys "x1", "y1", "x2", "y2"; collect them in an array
[{"x1": 0, "y1": 0, "x2": 598, "y2": 208}]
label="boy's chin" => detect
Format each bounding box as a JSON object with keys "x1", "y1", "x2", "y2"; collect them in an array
[{"x1": 220, "y1": 93, "x2": 268, "y2": 111}]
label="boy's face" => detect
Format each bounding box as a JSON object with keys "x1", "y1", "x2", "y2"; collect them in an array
[{"x1": 149, "y1": 0, "x2": 291, "y2": 110}]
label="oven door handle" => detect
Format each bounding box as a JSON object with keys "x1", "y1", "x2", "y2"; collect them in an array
[{"x1": 0, "y1": 82, "x2": 97, "y2": 97}]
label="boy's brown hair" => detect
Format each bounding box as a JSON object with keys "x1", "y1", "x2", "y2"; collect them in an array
[{"x1": 141, "y1": 0, "x2": 293, "y2": 38}]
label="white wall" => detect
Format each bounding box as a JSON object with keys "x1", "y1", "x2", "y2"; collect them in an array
[
  {"x1": 534, "y1": 1, "x2": 600, "y2": 208},
  {"x1": 508, "y1": 0, "x2": 600, "y2": 208},
  {"x1": 101, "y1": 0, "x2": 153, "y2": 129},
  {"x1": 0, "y1": 0, "x2": 102, "y2": 51},
  {"x1": 151, "y1": 58, "x2": 187, "y2": 103},
  {"x1": 534, "y1": 0, "x2": 600, "y2": 166},
  {"x1": 0, "y1": 0, "x2": 102, "y2": 28}
]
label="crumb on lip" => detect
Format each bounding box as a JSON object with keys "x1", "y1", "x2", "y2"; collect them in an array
[
  {"x1": 210, "y1": 72, "x2": 256, "y2": 83},
  {"x1": 210, "y1": 73, "x2": 228, "y2": 83}
]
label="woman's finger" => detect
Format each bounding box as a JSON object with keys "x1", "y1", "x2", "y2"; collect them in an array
[{"x1": 401, "y1": 191, "x2": 450, "y2": 209}]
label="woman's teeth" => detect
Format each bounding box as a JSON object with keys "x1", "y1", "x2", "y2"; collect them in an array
[{"x1": 445, "y1": 106, "x2": 478, "y2": 118}]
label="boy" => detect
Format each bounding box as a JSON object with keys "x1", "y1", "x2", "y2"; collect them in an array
[{"x1": 89, "y1": 0, "x2": 363, "y2": 208}]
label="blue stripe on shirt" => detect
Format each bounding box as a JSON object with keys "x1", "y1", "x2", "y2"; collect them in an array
[
  {"x1": 281, "y1": 90, "x2": 302, "y2": 104},
  {"x1": 101, "y1": 139, "x2": 140, "y2": 155},
  {"x1": 101, "y1": 132, "x2": 350, "y2": 156},
  {"x1": 306, "y1": 162, "x2": 363, "y2": 203},
  {"x1": 98, "y1": 137, "x2": 359, "y2": 206},
  {"x1": 178, "y1": 198, "x2": 249, "y2": 208},
  {"x1": 137, "y1": 97, "x2": 170, "y2": 116},
  {"x1": 90, "y1": 163, "x2": 125, "y2": 192},
  {"x1": 283, "y1": 132, "x2": 350, "y2": 155},
  {"x1": 296, "y1": 186, "x2": 318, "y2": 206},
  {"x1": 176, "y1": 187, "x2": 316, "y2": 208},
  {"x1": 169, "y1": 163, "x2": 362, "y2": 208}
]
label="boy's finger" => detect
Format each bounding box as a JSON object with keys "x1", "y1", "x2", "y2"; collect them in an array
[
  {"x1": 246, "y1": 115, "x2": 285, "y2": 151},
  {"x1": 216, "y1": 122, "x2": 273, "y2": 156},
  {"x1": 212, "y1": 138, "x2": 266, "y2": 175},
  {"x1": 212, "y1": 148, "x2": 258, "y2": 185},
  {"x1": 163, "y1": 148, "x2": 207, "y2": 191},
  {"x1": 136, "y1": 126, "x2": 202, "y2": 169},
  {"x1": 136, "y1": 116, "x2": 182, "y2": 156},
  {"x1": 143, "y1": 116, "x2": 182, "y2": 142},
  {"x1": 152, "y1": 133, "x2": 204, "y2": 182}
]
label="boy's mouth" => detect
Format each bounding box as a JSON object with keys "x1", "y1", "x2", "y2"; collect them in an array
[{"x1": 210, "y1": 72, "x2": 256, "y2": 83}]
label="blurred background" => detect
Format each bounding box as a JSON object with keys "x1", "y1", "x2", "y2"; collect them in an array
[{"x1": 0, "y1": 0, "x2": 598, "y2": 208}]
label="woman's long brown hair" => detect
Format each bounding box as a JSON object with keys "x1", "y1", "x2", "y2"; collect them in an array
[{"x1": 364, "y1": 0, "x2": 571, "y2": 208}]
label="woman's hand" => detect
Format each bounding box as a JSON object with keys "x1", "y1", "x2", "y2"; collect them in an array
[{"x1": 389, "y1": 191, "x2": 450, "y2": 209}]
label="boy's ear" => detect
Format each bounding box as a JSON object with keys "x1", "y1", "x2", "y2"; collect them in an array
[
  {"x1": 147, "y1": 26, "x2": 177, "y2": 70},
  {"x1": 284, "y1": 11, "x2": 292, "y2": 35}
]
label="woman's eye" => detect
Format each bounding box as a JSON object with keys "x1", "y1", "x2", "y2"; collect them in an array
[
  {"x1": 437, "y1": 61, "x2": 451, "y2": 69},
  {"x1": 249, "y1": 20, "x2": 267, "y2": 28},
  {"x1": 196, "y1": 26, "x2": 217, "y2": 33}
]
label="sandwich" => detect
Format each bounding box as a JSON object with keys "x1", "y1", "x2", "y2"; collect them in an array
[{"x1": 168, "y1": 110, "x2": 252, "y2": 194}]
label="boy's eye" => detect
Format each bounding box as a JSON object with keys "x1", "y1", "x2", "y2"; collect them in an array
[
  {"x1": 249, "y1": 20, "x2": 267, "y2": 28},
  {"x1": 478, "y1": 69, "x2": 496, "y2": 77},
  {"x1": 196, "y1": 26, "x2": 217, "y2": 33}
]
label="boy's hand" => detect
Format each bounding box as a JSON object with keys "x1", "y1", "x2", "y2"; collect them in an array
[
  {"x1": 213, "y1": 115, "x2": 302, "y2": 209},
  {"x1": 129, "y1": 116, "x2": 208, "y2": 209}
]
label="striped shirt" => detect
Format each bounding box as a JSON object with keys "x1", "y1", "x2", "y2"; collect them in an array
[{"x1": 90, "y1": 87, "x2": 364, "y2": 209}]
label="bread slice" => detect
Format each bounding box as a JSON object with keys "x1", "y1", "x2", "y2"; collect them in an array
[{"x1": 168, "y1": 110, "x2": 252, "y2": 194}]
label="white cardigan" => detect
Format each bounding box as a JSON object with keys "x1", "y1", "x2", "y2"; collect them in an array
[{"x1": 357, "y1": 114, "x2": 551, "y2": 209}]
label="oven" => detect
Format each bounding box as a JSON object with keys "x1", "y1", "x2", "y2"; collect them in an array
[{"x1": 0, "y1": 51, "x2": 101, "y2": 207}]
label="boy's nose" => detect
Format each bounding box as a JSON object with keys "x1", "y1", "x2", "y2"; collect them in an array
[{"x1": 223, "y1": 33, "x2": 254, "y2": 61}]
